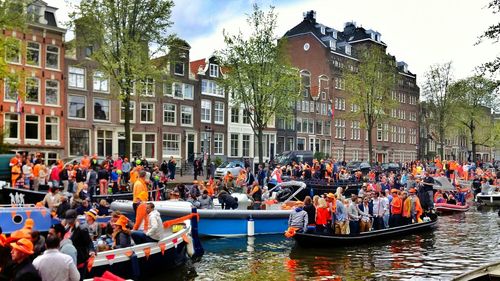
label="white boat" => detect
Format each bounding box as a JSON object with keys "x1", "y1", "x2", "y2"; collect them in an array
[
  {"x1": 111, "y1": 181, "x2": 307, "y2": 237},
  {"x1": 476, "y1": 192, "x2": 500, "y2": 206},
  {"x1": 452, "y1": 261, "x2": 500, "y2": 280}
]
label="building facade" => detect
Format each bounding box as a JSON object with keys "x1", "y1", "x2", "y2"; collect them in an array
[
  {"x1": 281, "y1": 11, "x2": 420, "y2": 163},
  {"x1": 0, "y1": 1, "x2": 66, "y2": 164}
]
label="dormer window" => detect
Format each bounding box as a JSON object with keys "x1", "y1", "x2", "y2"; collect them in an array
[
  {"x1": 345, "y1": 45, "x2": 351, "y2": 55},
  {"x1": 27, "y1": 4, "x2": 42, "y2": 23},
  {"x1": 332, "y1": 31, "x2": 337, "y2": 39},
  {"x1": 320, "y1": 26, "x2": 325, "y2": 35},
  {"x1": 403, "y1": 64, "x2": 408, "y2": 73},
  {"x1": 209, "y1": 64, "x2": 219, "y2": 78},
  {"x1": 174, "y1": 62, "x2": 184, "y2": 76},
  {"x1": 329, "y1": 40, "x2": 336, "y2": 50}
]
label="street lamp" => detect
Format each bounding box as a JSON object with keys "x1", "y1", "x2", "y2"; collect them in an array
[{"x1": 342, "y1": 137, "x2": 346, "y2": 163}]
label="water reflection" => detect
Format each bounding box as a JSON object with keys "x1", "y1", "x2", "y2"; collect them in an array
[{"x1": 159, "y1": 207, "x2": 500, "y2": 281}]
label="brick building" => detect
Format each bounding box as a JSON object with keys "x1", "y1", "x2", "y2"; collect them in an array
[
  {"x1": 0, "y1": 1, "x2": 66, "y2": 164},
  {"x1": 281, "y1": 11, "x2": 420, "y2": 163}
]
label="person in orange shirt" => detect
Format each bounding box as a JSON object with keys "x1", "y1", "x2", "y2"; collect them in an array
[
  {"x1": 409, "y1": 188, "x2": 423, "y2": 223},
  {"x1": 132, "y1": 171, "x2": 148, "y2": 213},
  {"x1": 11, "y1": 162, "x2": 21, "y2": 187},
  {"x1": 390, "y1": 189, "x2": 403, "y2": 227},
  {"x1": 402, "y1": 191, "x2": 411, "y2": 225},
  {"x1": 133, "y1": 191, "x2": 149, "y2": 232},
  {"x1": 9, "y1": 153, "x2": 20, "y2": 167},
  {"x1": 32, "y1": 160, "x2": 41, "y2": 191},
  {"x1": 80, "y1": 155, "x2": 90, "y2": 170}
]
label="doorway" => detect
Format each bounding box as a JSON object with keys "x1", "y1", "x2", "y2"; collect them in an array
[{"x1": 187, "y1": 134, "x2": 195, "y2": 162}]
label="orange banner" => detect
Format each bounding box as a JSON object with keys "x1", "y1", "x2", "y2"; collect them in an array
[
  {"x1": 40, "y1": 209, "x2": 47, "y2": 217},
  {"x1": 25, "y1": 210, "x2": 32, "y2": 218},
  {"x1": 159, "y1": 243, "x2": 166, "y2": 255},
  {"x1": 125, "y1": 250, "x2": 134, "y2": 257},
  {"x1": 87, "y1": 256, "x2": 95, "y2": 272},
  {"x1": 162, "y1": 213, "x2": 199, "y2": 229}
]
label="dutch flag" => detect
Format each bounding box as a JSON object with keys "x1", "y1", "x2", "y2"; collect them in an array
[{"x1": 15, "y1": 95, "x2": 22, "y2": 114}]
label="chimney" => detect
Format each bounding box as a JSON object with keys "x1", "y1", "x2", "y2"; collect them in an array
[
  {"x1": 303, "y1": 10, "x2": 316, "y2": 23},
  {"x1": 343, "y1": 21, "x2": 356, "y2": 35}
]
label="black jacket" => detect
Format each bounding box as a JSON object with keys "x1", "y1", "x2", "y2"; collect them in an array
[
  {"x1": 70, "y1": 224, "x2": 95, "y2": 264},
  {"x1": 7, "y1": 259, "x2": 41, "y2": 281},
  {"x1": 56, "y1": 201, "x2": 71, "y2": 218}
]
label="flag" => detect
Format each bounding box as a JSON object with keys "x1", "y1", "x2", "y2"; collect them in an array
[
  {"x1": 328, "y1": 100, "x2": 335, "y2": 120},
  {"x1": 15, "y1": 95, "x2": 22, "y2": 114}
]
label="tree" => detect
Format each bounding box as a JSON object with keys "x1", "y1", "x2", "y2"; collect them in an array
[
  {"x1": 217, "y1": 5, "x2": 301, "y2": 165},
  {"x1": 449, "y1": 75, "x2": 499, "y2": 161},
  {"x1": 478, "y1": 0, "x2": 500, "y2": 75},
  {"x1": 343, "y1": 45, "x2": 397, "y2": 164},
  {"x1": 70, "y1": 0, "x2": 175, "y2": 159},
  {"x1": 422, "y1": 62, "x2": 455, "y2": 160}
]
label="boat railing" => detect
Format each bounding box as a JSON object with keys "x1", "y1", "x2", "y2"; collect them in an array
[{"x1": 0, "y1": 203, "x2": 36, "y2": 208}]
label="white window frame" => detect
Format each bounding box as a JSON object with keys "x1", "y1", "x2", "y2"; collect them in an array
[
  {"x1": 162, "y1": 133, "x2": 181, "y2": 157},
  {"x1": 120, "y1": 100, "x2": 136, "y2": 123},
  {"x1": 6, "y1": 39, "x2": 21, "y2": 64},
  {"x1": 68, "y1": 95, "x2": 86, "y2": 120},
  {"x1": 131, "y1": 133, "x2": 156, "y2": 160},
  {"x1": 183, "y1": 83, "x2": 194, "y2": 100},
  {"x1": 230, "y1": 133, "x2": 239, "y2": 157},
  {"x1": 25, "y1": 77, "x2": 40, "y2": 104},
  {"x1": 46, "y1": 45, "x2": 60, "y2": 70},
  {"x1": 214, "y1": 133, "x2": 224, "y2": 155},
  {"x1": 140, "y1": 102, "x2": 155, "y2": 124},
  {"x1": 93, "y1": 98, "x2": 110, "y2": 122},
  {"x1": 180, "y1": 105, "x2": 193, "y2": 127},
  {"x1": 140, "y1": 78, "x2": 155, "y2": 97},
  {"x1": 172, "y1": 82, "x2": 183, "y2": 99},
  {"x1": 209, "y1": 64, "x2": 219, "y2": 78},
  {"x1": 201, "y1": 79, "x2": 224, "y2": 97},
  {"x1": 201, "y1": 99, "x2": 211, "y2": 123},
  {"x1": 45, "y1": 79, "x2": 59, "y2": 106},
  {"x1": 4, "y1": 113, "x2": 19, "y2": 140},
  {"x1": 45, "y1": 116, "x2": 59, "y2": 142},
  {"x1": 3, "y1": 78, "x2": 18, "y2": 102},
  {"x1": 214, "y1": 101, "x2": 224, "y2": 124},
  {"x1": 231, "y1": 107, "x2": 239, "y2": 123},
  {"x1": 93, "y1": 71, "x2": 109, "y2": 93},
  {"x1": 68, "y1": 66, "x2": 86, "y2": 89},
  {"x1": 26, "y1": 41, "x2": 40, "y2": 67},
  {"x1": 25, "y1": 114, "x2": 40, "y2": 141},
  {"x1": 174, "y1": 62, "x2": 185, "y2": 76},
  {"x1": 163, "y1": 103, "x2": 176, "y2": 125},
  {"x1": 297, "y1": 137, "x2": 306, "y2": 151},
  {"x1": 68, "y1": 128, "x2": 90, "y2": 157}
]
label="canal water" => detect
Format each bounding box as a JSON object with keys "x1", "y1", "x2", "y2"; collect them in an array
[{"x1": 163, "y1": 207, "x2": 500, "y2": 281}]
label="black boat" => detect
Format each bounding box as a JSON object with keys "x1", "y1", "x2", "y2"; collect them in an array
[
  {"x1": 0, "y1": 182, "x2": 167, "y2": 205},
  {"x1": 280, "y1": 178, "x2": 362, "y2": 200},
  {"x1": 293, "y1": 214, "x2": 438, "y2": 248}
]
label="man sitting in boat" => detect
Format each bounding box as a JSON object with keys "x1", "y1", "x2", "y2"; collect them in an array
[
  {"x1": 131, "y1": 203, "x2": 164, "y2": 244},
  {"x1": 83, "y1": 209, "x2": 101, "y2": 241},
  {"x1": 288, "y1": 203, "x2": 308, "y2": 233},
  {"x1": 198, "y1": 190, "x2": 214, "y2": 209}
]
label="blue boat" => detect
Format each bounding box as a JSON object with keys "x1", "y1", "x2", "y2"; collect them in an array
[
  {"x1": 111, "y1": 181, "x2": 307, "y2": 237},
  {"x1": 0, "y1": 205, "x2": 57, "y2": 234}
]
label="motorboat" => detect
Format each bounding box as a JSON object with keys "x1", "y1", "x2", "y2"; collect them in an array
[
  {"x1": 435, "y1": 203, "x2": 470, "y2": 214},
  {"x1": 452, "y1": 260, "x2": 500, "y2": 281}
]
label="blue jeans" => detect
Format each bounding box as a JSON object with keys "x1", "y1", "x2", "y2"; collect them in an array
[{"x1": 131, "y1": 231, "x2": 158, "y2": 245}]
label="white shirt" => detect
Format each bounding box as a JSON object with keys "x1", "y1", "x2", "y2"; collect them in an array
[{"x1": 33, "y1": 249, "x2": 80, "y2": 281}]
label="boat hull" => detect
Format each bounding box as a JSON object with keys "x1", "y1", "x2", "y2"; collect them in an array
[
  {"x1": 293, "y1": 215, "x2": 438, "y2": 248},
  {"x1": 435, "y1": 203, "x2": 470, "y2": 214},
  {"x1": 476, "y1": 194, "x2": 500, "y2": 206},
  {"x1": 0, "y1": 206, "x2": 57, "y2": 234},
  {"x1": 111, "y1": 200, "x2": 292, "y2": 237},
  {"x1": 452, "y1": 261, "x2": 500, "y2": 281}
]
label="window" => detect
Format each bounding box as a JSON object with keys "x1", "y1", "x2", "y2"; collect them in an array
[
  {"x1": 214, "y1": 101, "x2": 224, "y2": 124},
  {"x1": 3, "y1": 78, "x2": 18, "y2": 101},
  {"x1": 45, "y1": 116, "x2": 59, "y2": 141},
  {"x1": 309, "y1": 119, "x2": 314, "y2": 134},
  {"x1": 68, "y1": 67, "x2": 85, "y2": 89},
  {"x1": 69, "y1": 129, "x2": 89, "y2": 156},
  {"x1": 140, "y1": 102, "x2": 154, "y2": 123},
  {"x1": 6, "y1": 39, "x2": 21, "y2": 63},
  {"x1": 25, "y1": 115, "x2": 39, "y2": 140},
  {"x1": 325, "y1": 120, "x2": 331, "y2": 136},
  {"x1": 97, "y1": 130, "x2": 113, "y2": 157},
  {"x1": 383, "y1": 124, "x2": 389, "y2": 141},
  {"x1": 163, "y1": 103, "x2": 176, "y2": 125},
  {"x1": 26, "y1": 42, "x2": 40, "y2": 66},
  {"x1": 316, "y1": 120, "x2": 323, "y2": 135},
  {"x1": 335, "y1": 78, "x2": 345, "y2": 90},
  {"x1": 310, "y1": 101, "x2": 315, "y2": 113},
  {"x1": 230, "y1": 134, "x2": 239, "y2": 157},
  {"x1": 296, "y1": 118, "x2": 302, "y2": 133},
  {"x1": 297, "y1": 138, "x2": 305, "y2": 151},
  {"x1": 302, "y1": 118, "x2": 308, "y2": 133},
  {"x1": 377, "y1": 124, "x2": 383, "y2": 141},
  {"x1": 180, "y1": 106, "x2": 193, "y2": 126},
  {"x1": 301, "y1": 71, "x2": 311, "y2": 98},
  {"x1": 163, "y1": 133, "x2": 181, "y2": 156},
  {"x1": 209, "y1": 64, "x2": 219, "y2": 78},
  {"x1": 286, "y1": 118, "x2": 295, "y2": 130},
  {"x1": 85, "y1": 46, "x2": 93, "y2": 58},
  {"x1": 132, "y1": 133, "x2": 156, "y2": 159},
  {"x1": 335, "y1": 98, "x2": 345, "y2": 110},
  {"x1": 335, "y1": 119, "x2": 345, "y2": 139},
  {"x1": 172, "y1": 82, "x2": 182, "y2": 98},
  {"x1": 201, "y1": 100, "x2": 211, "y2": 123},
  {"x1": 68, "y1": 95, "x2": 86, "y2": 119},
  {"x1": 174, "y1": 62, "x2": 184, "y2": 76},
  {"x1": 351, "y1": 103, "x2": 359, "y2": 112},
  {"x1": 120, "y1": 101, "x2": 135, "y2": 123},
  {"x1": 184, "y1": 84, "x2": 194, "y2": 99},
  {"x1": 287, "y1": 138, "x2": 294, "y2": 151},
  {"x1": 409, "y1": 128, "x2": 417, "y2": 144},
  {"x1": 321, "y1": 103, "x2": 327, "y2": 115},
  {"x1": 25, "y1": 77, "x2": 40, "y2": 103},
  {"x1": 140, "y1": 78, "x2": 154, "y2": 97},
  {"x1": 45, "y1": 80, "x2": 59, "y2": 105},
  {"x1": 351, "y1": 121, "x2": 360, "y2": 140},
  {"x1": 243, "y1": 109, "x2": 251, "y2": 124},
  {"x1": 231, "y1": 107, "x2": 240, "y2": 123},
  {"x1": 46, "y1": 45, "x2": 59, "y2": 69},
  {"x1": 93, "y1": 71, "x2": 109, "y2": 92},
  {"x1": 391, "y1": 125, "x2": 397, "y2": 143},
  {"x1": 94, "y1": 98, "x2": 110, "y2": 121},
  {"x1": 4, "y1": 113, "x2": 19, "y2": 139},
  {"x1": 242, "y1": 135, "x2": 250, "y2": 157},
  {"x1": 201, "y1": 79, "x2": 224, "y2": 96},
  {"x1": 345, "y1": 45, "x2": 351, "y2": 55},
  {"x1": 214, "y1": 133, "x2": 224, "y2": 154}
]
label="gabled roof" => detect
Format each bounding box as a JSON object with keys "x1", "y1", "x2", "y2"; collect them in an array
[{"x1": 189, "y1": 58, "x2": 206, "y2": 77}]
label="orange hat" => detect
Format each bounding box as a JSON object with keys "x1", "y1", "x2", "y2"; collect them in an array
[
  {"x1": 113, "y1": 215, "x2": 129, "y2": 229},
  {"x1": 327, "y1": 193, "x2": 335, "y2": 199},
  {"x1": 10, "y1": 238, "x2": 34, "y2": 255},
  {"x1": 391, "y1": 189, "x2": 399, "y2": 194},
  {"x1": 138, "y1": 191, "x2": 148, "y2": 202},
  {"x1": 409, "y1": 188, "x2": 417, "y2": 194},
  {"x1": 24, "y1": 218, "x2": 35, "y2": 230},
  {"x1": 85, "y1": 208, "x2": 99, "y2": 220}
]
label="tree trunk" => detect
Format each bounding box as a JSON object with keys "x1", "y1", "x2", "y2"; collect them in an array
[
  {"x1": 470, "y1": 120, "x2": 476, "y2": 163},
  {"x1": 439, "y1": 125, "x2": 445, "y2": 160},
  {"x1": 367, "y1": 124, "x2": 373, "y2": 164},
  {"x1": 257, "y1": 128, "x2": 264, "y2": 167},
  {"x1": 124, "y1": 92, "x2": 131, "y2": 159}
]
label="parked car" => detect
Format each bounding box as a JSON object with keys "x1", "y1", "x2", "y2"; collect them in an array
[
  {"x1": 346, "y1": 161, "x2": 371, "y2": 174},
  {"x1": 214, "y1": 161, "x2": 244, "y2": 179},
  {"x1": 381, "y1": 162, "x2": 401, "y2": 173},
  {"x1": 0, "y1": 154, "x2": 16, "y2": 182},
  {"x1": 275, "y1": 150, "x2": 314, "y2": 166}
]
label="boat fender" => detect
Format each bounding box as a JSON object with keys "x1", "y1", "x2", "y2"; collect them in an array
[
  {"x1": 247, "y1": 216, "x2": 255, "y2": 237},
  {"x1": 186, "y1": 233, "x2": 195, "y2": 257}
]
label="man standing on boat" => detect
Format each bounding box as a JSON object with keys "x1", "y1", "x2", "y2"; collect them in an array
[
  {"x1": 132, "y1": 171, "x2": 148, "y2": 213},
  {"x1": 422, "y1": 171, "x2": 435, "y2": 211},
  {"x1": 347, "y1": 195, "x2": 361, "y2": 235},
  {"x1": 288, "y1": 204, "x2": 308, "y2": 233},
  {"x1": 64, "y1": 209, "x2": 95, "y2": 280},
  {"x1": 390, "y1": 189, "x2": 403, "y2": 227},
  {"x1": 334, "y1": 195, "x2": 348, "y2": 234}
]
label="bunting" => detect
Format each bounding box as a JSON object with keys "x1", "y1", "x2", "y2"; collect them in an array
[
  {"x1": 159, "y1": 243, "x2": 166, "y2": 255},
  {"x1": 87, "y1": 256, "x2": 95, "y2": 272},
  {"x1": 182, "y1": 234, "x2": 190, "y2": 244},
  {"x1": 25, "y1": 210, "x2": 32, "y2": 218},
  {"x1": 125, "y1": 250, "x2": 134, "y2": 257},
  {"x1": 143, "y1": 247, "x2": 151, "y2": 260}
]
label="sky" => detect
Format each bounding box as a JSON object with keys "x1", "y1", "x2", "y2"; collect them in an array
[{"x1": 47, "y1": 0, "x2": 499, "y2": 84}]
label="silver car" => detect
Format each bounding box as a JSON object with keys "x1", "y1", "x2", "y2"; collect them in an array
[{"x1": 214, "y1": 161, "x2": 244, "y2": 179}]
